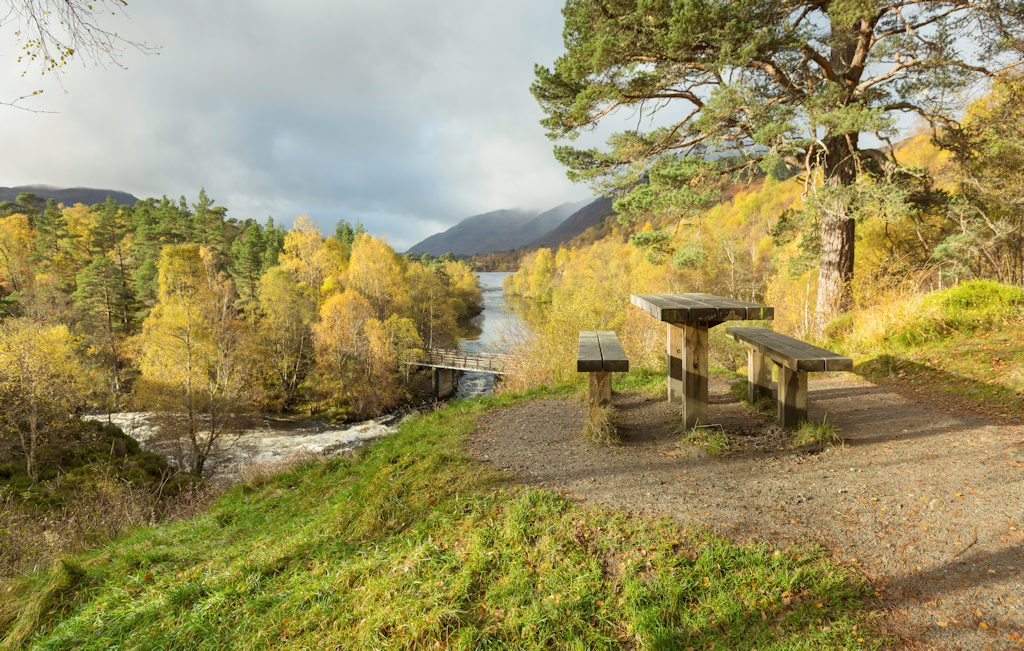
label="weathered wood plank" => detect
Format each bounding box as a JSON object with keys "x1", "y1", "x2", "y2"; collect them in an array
[
  {"x1": 653, "y1": 294, "x2": 719, "y2": 321},
  {"x1": 682, "y1": 322, "x2": 708, "y2": 429},
  {"x1": 667, "y1": 324, "x2": 683, "y2": 404},
  {"x1": 726, "y1": 326, "x2": 851, "y2": 372},
  {"x1": 597, "y1": 330, "x2": 629, "y2": 372},
  {"x1": 632, "y1": 293, "x2": 774, "y2": 323},
  {"x1": 686, "y1": 293, "x2": 775, "y2": 320},
  {"x1": 747, "y1": 348, "x2": 772, "y2": 403},
  {"x1": 577, "y1": 331, "x2": 604, "y2": 372},
  {"x1": 777, "y1": 366, "x2": 807, "y2": 428}
]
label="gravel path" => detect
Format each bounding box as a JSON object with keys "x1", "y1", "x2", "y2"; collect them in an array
[{"x1": 468, "y1": 375, "x2": 1024, "y2": 649}]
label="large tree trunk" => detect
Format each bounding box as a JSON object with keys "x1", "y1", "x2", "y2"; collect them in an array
[{"x1": 815, "y1": 134, "x2": 859, "y2": 333}]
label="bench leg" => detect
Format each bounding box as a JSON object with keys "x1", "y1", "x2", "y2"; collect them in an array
[
  {"x1": 683, "y1": 322, "x2": 708, "y2": 429},
  {"x1": 747, "y1": 349, "x2": 771, "y2": 403},
  {"x1": 776, "y1": 366, "x2": 807, "y2": 429},
  {"x1": 667, "y1": 324, "x2": 683, "y2": 404},
  {"x1": 589, "y1": 371, "x2": 611, "y2": 407}
]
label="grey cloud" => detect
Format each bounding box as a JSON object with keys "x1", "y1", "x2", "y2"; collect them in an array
[{"x1": 0, "y1": 0, "x2": 590, "y2": 250}]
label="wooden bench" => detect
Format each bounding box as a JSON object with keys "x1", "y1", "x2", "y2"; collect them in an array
[
  {"x1": 726, "y1": 326, "x2": 852, "y2": 428},
  {"x1": 577, "y1": 331, "x2": 629, "y2": 408}
]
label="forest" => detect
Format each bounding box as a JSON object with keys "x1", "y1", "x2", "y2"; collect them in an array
[
  {"x1": 502, "y1": 77, "x2": 1024, "y2": 392},
  {"x1": 0, "y1": 191, "x2": 483, "y2": 489}
]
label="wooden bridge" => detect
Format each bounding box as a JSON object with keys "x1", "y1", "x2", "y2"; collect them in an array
[{"x1": 416, "y1": 348, "x2": 510, "y2": 375}]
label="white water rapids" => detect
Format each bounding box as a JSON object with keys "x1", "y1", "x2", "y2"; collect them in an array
[{"x1": 84, "y1": 412, "x2": 406, "y2": 481}]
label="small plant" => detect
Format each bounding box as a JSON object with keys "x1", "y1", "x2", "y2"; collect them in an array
[
  {"x1": 681, "y1": 425, "x2": 728, "y2": 456},
  {"x1": 794, "y1": 419, "x2": 841, "y2": 447},
  {"x1": 729, "y1": 379, "x2": 775, "y2": 414},
  {"x1": 584, "y1": 404, "x2": 619, "y2": 445}
]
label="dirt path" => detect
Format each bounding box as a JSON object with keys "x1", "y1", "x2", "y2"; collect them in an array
[{"x1": 468, "y1": 375, "x2": 1024, "y2": 649}]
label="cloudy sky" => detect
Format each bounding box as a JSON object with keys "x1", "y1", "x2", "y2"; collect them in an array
[{"x1": 0, "y1": 1, "x2": 595, "y2": 251}]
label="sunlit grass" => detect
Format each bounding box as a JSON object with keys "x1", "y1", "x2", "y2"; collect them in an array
[
  {"x1": 1, "y1": 388, "x2": 887, "y2": 649},
  {"x1": 837, "y1": 280, "x2": 1024, "y2": 421}
]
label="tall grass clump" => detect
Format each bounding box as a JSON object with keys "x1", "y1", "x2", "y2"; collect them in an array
[
  {"x1": 583, "y1": 405, "x2": 618, "y2": 444},
  {"x1": 839, "y1": 279, "x2": 1024, "y2": 353},
  {"x1": 729, "y1": 379, "x2": 776, "y2": 414},
  {"x1": 681, "y1": 425, "x2": 729, "y2": 456},
  {"x1": 794, "y1": 419, "x2": 841, "y2": 447}
]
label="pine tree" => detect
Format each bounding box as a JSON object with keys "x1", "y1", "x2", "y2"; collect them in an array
[
  {"x1": 533, "y1": 0, "x2": 1024, "y2": 330},
  {"x1": 262, "y1": 217, "x2": 286, "y2": 271},
  {"x1": 74, "y1": 256, "x2": 135, "y2": 334},
  {"x1": 32, "y1": 199, "x2": 75, "y2": 263},
  {"x1": 88, "y1": 196, "x2": 129, "y2": 257},
  {"x1": 229, "y1": 223, "x2": 266, "y2": 308},
  {"x1": 192, "y1": 188, "x2": 227, "y2": 256}
]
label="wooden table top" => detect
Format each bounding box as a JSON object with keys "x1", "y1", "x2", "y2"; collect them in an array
[{"x1": 630, "y1": 293, "x2": 774, "y2": 323}]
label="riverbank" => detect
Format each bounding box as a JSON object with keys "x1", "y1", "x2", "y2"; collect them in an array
[{"x1": 0, "y1": 382, "x2": 888, "y2": 649}]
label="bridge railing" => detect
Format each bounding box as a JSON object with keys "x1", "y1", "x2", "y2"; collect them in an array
[{"x1": 417, "y1": 348, "x2": 511, "y2": 373}]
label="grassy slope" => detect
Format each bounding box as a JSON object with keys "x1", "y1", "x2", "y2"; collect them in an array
[
  {"x1": 1, "y1": 384, "x2": 885, "y2": 650},
  {"x1": 856, "y1": 326, "x2": 1024, "y2": 420},
  {"x1": 839, "y1": 281, "x2": 1024, "y2": 422}
]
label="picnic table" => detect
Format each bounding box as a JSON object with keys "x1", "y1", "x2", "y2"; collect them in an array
[{"x1": 630, "y1": 293, "x2": 774, "y2": 429}]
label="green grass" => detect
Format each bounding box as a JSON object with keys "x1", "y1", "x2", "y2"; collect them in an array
[
  {"x1": 901, "y1": 279, "x2": 1024, "y2": 346},
  {"x1": 681, "y1": 425, "x2": 730, "y2": 456},
  {"x1": 729, "y1": 379, "x2": 776, "y2": 415},
  {"x1": 0, "y1": 386, "x2": 887, "y2": 650},
  {"x1": 793, "y1": 420, "x2": 841, "y2": 448},
  {"x1": 611, "y1": 367, "x2": 666, "y2": 397},
  {"x1": 857, "y1": 328, "x2": 1024, "y2": 420},
  {"x1": 842, "y1": 281, "x2": 1024, "y2": 422}
]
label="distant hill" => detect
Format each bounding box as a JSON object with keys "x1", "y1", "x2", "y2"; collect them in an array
[
  {"x1": 406, "y1": 208, "x2": 538, "y2": 257},
  {"x1": 512, "y1": 199, "x2": 592, "y2": 247},
  {"x1": 528, "y1": 194, "x2": 615, "y2": 249},
  {"x1": 0, "y1": 185, "x2": 139, "y2": 207},
  {"x1": 406, "y1": 198, "x2": 591, "y2": 257}
]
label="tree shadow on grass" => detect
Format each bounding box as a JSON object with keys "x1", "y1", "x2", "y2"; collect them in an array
[{"x1": 855, "y1": 354, "x2": 1024, "y2": 420}]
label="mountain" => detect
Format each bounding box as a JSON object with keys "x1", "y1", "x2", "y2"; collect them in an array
[
  {"x1": 0, "y1": 185, "x2": 139, "y2": 206},
  {"x1": 528, "y1": 194, "x2": 615, "y2": 249},
  {"x1": 406, "y1": 198, "x2": 591, "y2": 257},
  {"x1": 512, "y1": 198, "x2": 592, "y2": 245},
  {"x1": 406, "y1": 208, "x2": 537, "y2": 257}
]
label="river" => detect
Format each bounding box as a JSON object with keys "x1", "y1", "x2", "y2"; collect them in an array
[
  {"x1": 455, "y1": 271, "x2": 511, "y2": 398},
  {"x1": 91, "y1": 271, "x2": 513, "y2": 480}
]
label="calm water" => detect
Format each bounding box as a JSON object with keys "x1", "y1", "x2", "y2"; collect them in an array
[{"x1": 456, "y1": 271, "x2": 512, "y2": 398}]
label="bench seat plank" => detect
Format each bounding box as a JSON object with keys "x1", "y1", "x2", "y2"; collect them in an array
[
  {"x1": 577, "y1": 331, "x2": 630, "y2": 373},
  {"x1": 578, "y1": 330, "x2": 630, "y2": 409},
  {"x1": 596, "y1": 330, "x2": 630, "y2": 372},
  {"x1": 577, "y1": 331, "x2": 604, "y2": 372},
  {"x1": 726, "y1": 327, "x2": 852, "y2": 372},
  {"x1": 726, "y1": 326, "x2": 852, "y2": 428}
]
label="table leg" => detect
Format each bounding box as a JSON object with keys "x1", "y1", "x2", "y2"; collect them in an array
[
  {"x1": 682, "y1": 322, "x2": 708, "y2": 429},
  {"x1": 747, "y1": 349, "x2": 771, "y2": 403},
  {"x1": 667, "y1": 324, "x2": 683, "y2": 404}
]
